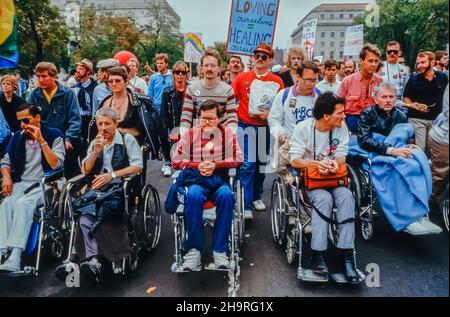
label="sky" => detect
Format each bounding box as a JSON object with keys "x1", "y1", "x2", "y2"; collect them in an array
[{"x1": 166, "y1": 0, "x2": 372, "y2": 49}]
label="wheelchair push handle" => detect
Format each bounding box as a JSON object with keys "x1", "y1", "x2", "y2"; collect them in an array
[{"x1": 42, "y1": 168, "x2": 65, "y2": 184}]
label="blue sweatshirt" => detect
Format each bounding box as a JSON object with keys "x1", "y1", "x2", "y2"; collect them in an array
[{"x1": 148, "y1": 72, "x2": 173, "y2": 111}]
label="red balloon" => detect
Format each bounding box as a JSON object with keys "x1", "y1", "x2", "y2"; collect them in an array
[{"x1": 113, "y1": 51, "x2": 137, "y2": 64}]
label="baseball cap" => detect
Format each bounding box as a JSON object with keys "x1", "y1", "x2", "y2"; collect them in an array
[
  {"x1": 96, "y1": 58, "x2": 120, "y2": 70},
  {"x1": 76, "y1": 58, "x2": 94, "y2": 74},
  {"x1": 253, "y1": 42, "x2": 274, "y2": 58}
]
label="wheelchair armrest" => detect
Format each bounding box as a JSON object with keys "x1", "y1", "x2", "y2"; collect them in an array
[
  {"x1": 42, "y1": 168, "x2": 64, "y2": 184},
  {"x1": 228, "y1": 168, "x2": 237, "y2": 178},
  {"x1": 122, "y1": 173, "x2": 141, "y2": 182}
]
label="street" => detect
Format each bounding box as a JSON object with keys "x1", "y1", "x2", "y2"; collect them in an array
[{"x1": 0, "y1": 160, "x2": 448, "y2": 297}]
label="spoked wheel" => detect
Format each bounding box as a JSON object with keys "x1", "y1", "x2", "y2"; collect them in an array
[
  {"x1": 235, "y1": 180, "x2": 245, "y2": 246},
  {"x1": 270, "y1": 178, "x2": 287, "y2": 246},
  {"x1": 143, "y1": 184, "x2": 162, "y2": 251},
  {"x1": 328, "y1": 211, "x2": 340, "y2": 248},
  {"x1": 361, "y1": 220, "x2": 374, "y2": 241},
  {"x1": 227, "y1": 250, "x2": 241, "y2": 297},
  {"x1": 286, "y1": 235, "x2": 297, "y2": 265},
  {"x1": 49, "y1": 230, "x2": 66, "y2": 261},
  {"x1": 442, "y1": 185, "x2": 449, "y2": 233}
]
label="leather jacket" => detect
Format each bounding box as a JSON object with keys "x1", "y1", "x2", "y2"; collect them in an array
[
  {"x1": 160, "y1": 87, "x2": 184, "y2": 133},
  {"x1": 89, "y1": 89, "x2": 163, "y2": 160},
  {"x1": 357, "y1": 104, "x2": 408, "y2": 155}
]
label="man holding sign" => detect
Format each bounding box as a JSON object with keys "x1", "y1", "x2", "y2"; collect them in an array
[{"x1": 232, "y1": 42, "x2": 284, "y2": 220}]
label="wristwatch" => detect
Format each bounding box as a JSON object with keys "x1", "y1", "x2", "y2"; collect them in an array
[{"x1": 111, "y1": 172, "x2": 117, "y2": 179}]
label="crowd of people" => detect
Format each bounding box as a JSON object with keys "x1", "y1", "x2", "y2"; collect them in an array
[{"x1": 0, "y1": 38, "x2": 448, "y2": 285}]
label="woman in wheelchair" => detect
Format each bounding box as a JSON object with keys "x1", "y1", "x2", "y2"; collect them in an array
[
  {"x1": 0, "y1": 103, "x2": 65, "y2": 272},
  {"x1": 55, "y1": 107, "x2": 143, "y2": 284},
  {"x1": 290, "y1": 93, "x2": 359, "y2": 284},
  {"x1": 170, "y1": 100, "x2": 243, "y2": 271},
  {"x1": 354, "y1": 82, "x2": 442, "y2": 235}
]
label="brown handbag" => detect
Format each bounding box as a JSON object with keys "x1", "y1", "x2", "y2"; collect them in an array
[{"x1": 301, "y1": 128, "x2": 348, "y2": 191}]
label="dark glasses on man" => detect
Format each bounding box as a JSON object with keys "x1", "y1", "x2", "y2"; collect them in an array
[
  {"x1": 255, "y1": 53, "x2": 269, "y2": 61},
  {"x1": 174, "y1": 70, "x2": 187, "y2": 75},
  {"x1": 387, "y1": 50, "x2": 399, "y2": 55},
  {"x1": 19, "y1": 118, "x2": 31, "y2": 124}
]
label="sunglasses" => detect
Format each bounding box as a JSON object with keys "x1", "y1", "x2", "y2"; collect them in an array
[
  {"x1": 254, "y1": 53, "x2": 269, "y2": 61},
  {"x1": 107, "y1": 79, "x2": 124, "y2": 84},
  {"x1": 174, "y1": 70, "x2": 187, "y2": 75},
  {"x1": 387, "y1": 50, "x2": 399, "y2": 55},
  {"x1": 19, "y1": 118, "x2": 31, "y2": 124}
]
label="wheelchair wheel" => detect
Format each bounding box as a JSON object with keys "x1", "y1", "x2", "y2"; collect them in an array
[
  {"x1": 328, "y1": 211, "x2": 340, "y2": 248},
  {"x1": 49, "y1": 230, "x2": 66, "y2": 261},
  {"x1": 442, "y1": 185, "x2": 449, "y2": 233},
  {"x1": 270, "y1": 177, "x2": 287, "y2": 246},
  {"x1": 143, "y1": 184, "x2": 162, "y2": 251},
  {"x1": 235, "y1": 180, "x2": 245, "y2": 246}
]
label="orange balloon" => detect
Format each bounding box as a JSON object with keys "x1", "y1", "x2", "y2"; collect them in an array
[{"x1": 113, "y1": 51, "x2": 137, "y2": 65}]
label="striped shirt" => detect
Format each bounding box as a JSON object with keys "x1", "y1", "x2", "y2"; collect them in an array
[{"x1": 180, "y1": 80, "x2": 238, "y2": 136}]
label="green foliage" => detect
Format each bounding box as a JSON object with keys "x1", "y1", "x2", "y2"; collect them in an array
[
  {"x1": 356, "y1": 0, "x2": 449, "y2": 68},
  {"x1": 211, "y1": 41, "x2": 229, "y2": 67}
]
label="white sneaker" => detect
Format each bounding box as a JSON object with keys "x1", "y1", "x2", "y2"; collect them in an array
[
  {"x1": 403, "y1": 221, "x2": 429, "y2": 236},
  {"x1": 213, "y1": 251, "x2": 230, "y2": 269},
  {"x1": 244, "y1": 209, "x2": 253, "y2": 220},
  {"x1": 253, "y1": 200, "x2": 266, "y2": 211},
  {"x1": 163, "y1": 164, "x2": 172, "y2": 177},
  {"x1": 419, "y1": 217, "x2": 443, "y2": 234},
  {"x1": 181, "y1": 249, "x2": 202, "y2": 271}
]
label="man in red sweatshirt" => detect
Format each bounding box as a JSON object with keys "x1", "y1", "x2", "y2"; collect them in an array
[{"x1": 172, "y1": 100, "x2": 243, "y2": 271}]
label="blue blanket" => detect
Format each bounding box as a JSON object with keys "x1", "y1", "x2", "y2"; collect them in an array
[{"x1": 349, "y1": 124, "x2": 431, "y2": 232}]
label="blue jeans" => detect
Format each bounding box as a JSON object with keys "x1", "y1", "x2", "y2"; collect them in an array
[
  {"x1": 184, "y1": 175, "x2": 234, "y2": 253},
  {"x1": 346, "y1": 115, "x2": 360, "y2": 134},
  {"x1": 237, "y1": 121, "x2": 271, "y2": 210}
]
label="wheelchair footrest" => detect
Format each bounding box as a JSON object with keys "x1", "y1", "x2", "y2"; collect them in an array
[
  {"x1": 297, "y1": 268, "x2": 329, "y2": 282},
  {"x1": 5, "y1": 266, "x2": 37, "y2": 277},
  {"x1": 204, "y1": 263, "x2": 230, "y2": 272},
  {"x1": 330, "y1": 270, "x2": 366, "y2": 284}
]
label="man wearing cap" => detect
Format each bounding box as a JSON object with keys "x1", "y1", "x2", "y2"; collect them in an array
[
  {"x1": 74, "y1": 59, "x2": 98, "y2": 157},
  {"x1": 232, "y1": 42, "x2": 284, "y2": 220},
  {"x1": 92, "y1": 58, "x2": 120, "y2": 113}
]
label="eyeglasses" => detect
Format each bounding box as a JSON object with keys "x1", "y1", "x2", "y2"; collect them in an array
[
  {"x1": 107, "y1": 79, "x2": 124, "y2": 84},
  {"x1": 301, "y1": 78, "x2": 319, "y2": 85},
  {"x1": 200, "y1": 117, "x2": 218, "y2": 122},
  {"x1": 387, "y1": 50, "x2": 399, "y2": 55},
  {"x1": 174, "y1": 70, "x2": 187, "y2": 75},
  {"x1": 19, "y1": 118, "x2": 31, "y2": 124},
  {"x1": 254, "y1": 53, "x2": 269, "y2": 61}
]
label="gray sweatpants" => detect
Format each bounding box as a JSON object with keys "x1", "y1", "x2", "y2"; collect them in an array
[
  {"x1": 307, "y1": 187, "x2": 355, "y2": 251},
  {"x1": 408, "y1": 118, "x2": 433, "y2": 152},
  {"x1": 0, "y1": 181, "x2": 43, "y2": 250}
]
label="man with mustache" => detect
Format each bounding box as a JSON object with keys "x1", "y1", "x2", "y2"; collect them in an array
[
  {"x1": 227, "y1": 55, "x2": 244, "y2": 84},
  {"x1": 180, "y1": 48, "x2": 238, "y2": 137},
  {"x1": 344, "y1": 60, "x2": 356, "y2": 76},
  {"x1": 403, "y1": 51, "x2": 448, "y2": 152}
]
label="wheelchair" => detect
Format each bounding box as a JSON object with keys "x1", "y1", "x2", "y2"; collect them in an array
[
  {"x1": 170, "y1": 168, "x2": 245, "y2": 297},
  {"x1": 270, "y1": 167, "x2": 365, "y2": 284},
  {"x1": 0, "y1": 168, "x2": 69, "y2": 277},
  {"x1": 60, "y1": 165, "x2": 162, "y2": 280},
  {"x1": 442, "y1": 183, "x2": 449, "y2": 233}
]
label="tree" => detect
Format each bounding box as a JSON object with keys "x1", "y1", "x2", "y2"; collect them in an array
[
  {"x1": 212, "y1": 41, "x2": 229, "y2": 67},
  {"x1": 356, "y1": 0, "x2": 449, "y2": 68},
  {"x1": 14, "y1": 0, "x2": 69, "y2": 76}
]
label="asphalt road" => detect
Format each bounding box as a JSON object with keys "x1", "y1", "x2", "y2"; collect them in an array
[{"x1": 0, "y1": 160, "x2": 448, "y2": 297}]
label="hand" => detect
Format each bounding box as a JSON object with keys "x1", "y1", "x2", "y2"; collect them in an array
[
  {"x1": 92, "y1": 173, "x2": 113, "y2": 189},
  {"x1": 25, "y1": 125, "x2": 43, "y2": 143},
  {"x1": 170, "y1": 132, "x2": 180, "y2": 142},
  {"x1": 278, "y1": 133, "x2": 288, "y2": 145},
  {"x1": 93, "y1": 134, "x2": 105, "y2": 155},
  {"x1": 328, "y1": 160, "x2": 340, "y2": 174},
  {"x1": 279, "y1": 65, "x2": 290, "y2": 74},
  {"x1": 65, "y1": 141, "x2": 73, "y2": 151},
  {"x1": 254, "y1": 108, "x2": 270, "y2": 122},
  {"x1": 198, "y1": 161, "x2": 215, "y2": 177},
  {"x1": 391, "y1": 147, "x2": 413, "y2": 159},
  {"x1": 1, "y1": 176, "x2": 13, "y2": 196},
  {"x1": 408, "y1": 144, "x2": 421, "y2": 150},
  {"x1": 413, "y1": 102, "x2": 429, "y2": 113},
  {"x1": 317, "y1": 160, "x2": 333, "y2": 175}
]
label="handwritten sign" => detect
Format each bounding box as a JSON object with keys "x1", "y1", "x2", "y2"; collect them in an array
[
  {"x1": 226, "y1": 0, "x2": 280, "y2": 56},
  {"x1": 302, "y1": 19, "x2": 318, "y2": 60},
  {"x1": 184, "y1": 33, "x2": 204, "y2": 64},
  {"x1": 344, "y1": 24, "x2": 364, "y2": 57}
]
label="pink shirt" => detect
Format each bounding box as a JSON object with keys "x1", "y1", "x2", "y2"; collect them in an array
[{"x1": 338, "y1": 71, "x2": 383, "y2": 115}]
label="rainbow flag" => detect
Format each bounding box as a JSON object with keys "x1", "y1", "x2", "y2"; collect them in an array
[
  {"x1": 185, "y1": 33, "x2": 204, "y2": 54},
  {"x1": 0, "y1": 0, "x2": 19, "y2": 69}
]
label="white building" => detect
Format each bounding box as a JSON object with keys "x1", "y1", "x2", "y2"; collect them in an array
[
  {"x1": 291, "y1": 3, "x2": 368, "y2": 61},
  {"x1": 52, "y1": 0, "x2": 181, "y2": 33}
]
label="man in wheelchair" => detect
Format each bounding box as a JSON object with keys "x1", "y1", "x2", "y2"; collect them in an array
[
  {"x1": 55, "y1": 107, "x2": 143, "y2": 283},
  {"x1": 354, "y1": 82, "x2": 442, "y2": 235},
  {"x1": 0, "y1": 103, "x2": 65, "y2": 272},
  {"x1": 170, "y1": 100, "x2": 243, "y2": 271}
]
